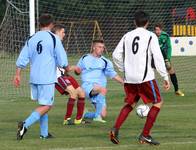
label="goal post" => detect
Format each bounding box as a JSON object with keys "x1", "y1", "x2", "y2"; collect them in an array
[{"x1": 29, "y1": 0, "x2": 35, "y2": 36}]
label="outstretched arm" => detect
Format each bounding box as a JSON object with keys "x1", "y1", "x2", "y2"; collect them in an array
[
  {"x1": 112, "y1": 75, "x2": 124, "y2": 85},
  {"x1": 13, "y1": 68, "x2": 22, "y2": 87}
]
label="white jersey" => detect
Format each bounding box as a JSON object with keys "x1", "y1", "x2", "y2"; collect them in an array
[{"x1": 113, "y1": 27, "x2": 168, "y2": 84}]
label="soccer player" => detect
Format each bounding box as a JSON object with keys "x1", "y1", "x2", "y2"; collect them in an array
[
  {"x1": 110, "y1": 11, "x2": 170, "y2": 145},
  {"x1": 13, "y1": 14, "x2": 68, "y2": 140},
  {"x1": 154, "y1": 23, "x2": 184, "y2": 96},
  {"x1": 52, "y1": 24, "x2": 86, "y2": 125},
  {"x1": 75, "y1": 39, "x2": 123, "y2": 123}
]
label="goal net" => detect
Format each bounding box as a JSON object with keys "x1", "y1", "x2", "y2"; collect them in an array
[{"x1": 0, "y1": 0, "x2": 195, "y2": 98}]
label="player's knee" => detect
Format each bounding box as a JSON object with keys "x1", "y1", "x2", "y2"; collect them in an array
[
  {"x1": 153, "y1": 101, "x2": 163, "y2": 108},
  {"x1": 77, "y1": 87, "x2": 85, "y2": 98},
  {"x1": 67, "y1": 86, "x2": 77, "y2": 99},
  {"x1": 100, "y1": 87, "x2": 107, "y2": 96},
  {"x1": 93, "y1": 85, "x2": 107, "y2": 96},
  {"x1": 130, "y1": 102, "x2": 137, "y2": 108}
]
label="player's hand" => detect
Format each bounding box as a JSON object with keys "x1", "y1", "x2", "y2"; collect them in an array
[
  {"x1": 13, "y1": 75, "x2": 21, "y2": 87},
  {"x1": 163, "y1": 80, "x2": 170, "y2": 91},
  {"x1": 74, "y1": 66, "x2": 81, "y2": 75}
]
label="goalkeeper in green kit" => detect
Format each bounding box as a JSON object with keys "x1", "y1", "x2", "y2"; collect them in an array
[{"x1": 154, "y1": 23, "x2": 184, "y2": 96}]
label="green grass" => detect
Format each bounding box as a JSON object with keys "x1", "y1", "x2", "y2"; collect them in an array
[
  {"x1": 1, "y1": 91, "x2": 196, "y2": 150},
  {"x1": 0, "y1": 54, "x2": 196, "y2": 149}
]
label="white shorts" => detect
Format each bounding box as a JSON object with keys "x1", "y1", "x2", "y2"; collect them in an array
[{"x1": 30, "y1": 83, "x2": 55, "y2": 106}]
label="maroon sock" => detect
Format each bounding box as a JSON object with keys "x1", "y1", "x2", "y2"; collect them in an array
[
  {"x1": 64, "y1": 98, "x2": 75, "y2": 120},
  {"x1": 142, "y1": 106, "x2": 160, "y2": 137},
  {"x1": 76, "y1": 97, "x2": 85, "y2": 120},
  {"x1": 114, "y1": 104, "x2": 133, "y2": 130}
]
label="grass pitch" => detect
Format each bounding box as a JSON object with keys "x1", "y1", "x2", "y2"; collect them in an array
[{"x1": 0, "y1": 55, "x2": 196, "y2": 150}]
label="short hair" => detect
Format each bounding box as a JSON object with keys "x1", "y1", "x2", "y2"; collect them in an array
[
  {"x1": 51, "y1": 24, "x2": 65, "y2": 34},
  {"x1": 154, "y1": 23, "x2": 163, "y2": 30},
  {"x1": 134, "y1": 11, "x2": 149, "y2": 27},
  {"x1": 39, "y1": 14, "x2": 54, "y2": 27},
  {"x1": 92, "y1": 39, "x2": 104, "y2": 44}
]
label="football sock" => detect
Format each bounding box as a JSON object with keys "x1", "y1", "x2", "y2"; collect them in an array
[
  {"x1": 94, "y1": 95, "x2": 105, "y2": 118},
  {"x1": 114, "y1": 104, "x2": 133, "y2": 129},
  {"x1": 64, "y1": 98, "x2": 75, "y2": 120},
  {"x1": 142, "y1": 106, "x2": 160, "y2": 137},
  {"x1": 84, "y1": 102, "x2": 103, "y2": 119},
  {"x1": 24, "y1": 111, "x2": 41, "y2": 128},
  {"x1": 84, "y1": 94, "x2": 105, "y2": 119},
  {"x1": 40, "y1": 113, "x2": 48, "y2": 137},
  {"x1": 170, "y1": 73, "x2": 178, "y2": 92},
  {"x1": 76, "y1": 97, "x2": 85, "y2": 120}
]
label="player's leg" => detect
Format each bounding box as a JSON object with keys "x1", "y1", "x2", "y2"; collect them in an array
[
  {"x1": 74, "y1": 87, "x2": 85, "y2": 124},
  {"x1": 139, "y1": 80, "x2": 162, "y2": 145},
  {"x1": 63, "y1": 85, "x2": 77, "y2": 125},
  {"x1": 83, "y1": 95, "x2": 106, "y2": 122},
  {"x1": 92, "y1": 95, "x2": 107, "y2": 122},
  {"x1": 167, "y1": 64, "x2": 184, "y2": 96},
  {"x1": 56, "y1": 76, "x2": 77, "y2": 125},
  {"x1": 17, "y1": 84, "x2": 39, "y2": 140},
  {"x1": 17, "y1": 84, "x2": 54, "y2": 140},
  {"x1": 110, "y1": 83, "x2": 139, "y2": 144},
  {"x1": 66, "y1": 76, "x2": 86, "y2": 124},
  {"x1": 83, "y1": 83, "x2": 107, "y2": 122},
  {"x1": 37, "y1": 84, "x2": 54, "y2": 139}
]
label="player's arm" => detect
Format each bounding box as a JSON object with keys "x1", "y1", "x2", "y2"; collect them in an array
[
  {"x1": 14, "y1": 42, "x2": 30, "y2": 87},
  {"x1": 13, "y1": 68, "x2": 22, "y2": 87},
  {"x1": 160, "y1": 35, "x2": 172, "y2": 70},
  {"x1": 104, "y1": 59, "x2": 124, "y2": 85},
  {"x1": 112, "y1": 75, "x2": 124, "y2": 85},
  {"x1": 151, "y1": 34, "x2": 170, "y2": 90},
  {"x1": 166, "y1": 36, "x2": 172, "y2": 61},
  {"x1": 112, "y1": 36, "x2": 125, "y2": 72},
  {"x1": 59, "y1": 65, "x2": 80, "y2": 76},
  {"x1": 54, "y1": 38, "x2": 69, "y2": 69},
  {"x1": 74, "y1": 56, "x2": 86, "y2": 75}
]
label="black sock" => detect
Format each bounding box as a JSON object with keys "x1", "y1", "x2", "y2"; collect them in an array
[{"x1": 170, "y1": 73, "x2": 178, "y2": 92}]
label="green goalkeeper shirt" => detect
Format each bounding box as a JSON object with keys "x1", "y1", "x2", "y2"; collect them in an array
[{"x1": 158, "y1": 31, "x2": 172, "y2": 61}]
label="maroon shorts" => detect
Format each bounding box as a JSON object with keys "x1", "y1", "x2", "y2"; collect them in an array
[
  {"x1": 55, "y1": 76, "x2": 80, "y2": 95},
  {"x1": 124, "y1": 79, "x2": 162, "y2": 105}
]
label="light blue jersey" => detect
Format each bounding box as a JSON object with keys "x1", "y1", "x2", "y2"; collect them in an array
[
  {"x1": 77, "y1": 54, "x2": 117, "y2": 87},
  {"x1": 16, "y1": 31, "x2": 68, "y2": 84},
  {"x1": 77, "y1": 54, "x2": 117, "y2": 120}
]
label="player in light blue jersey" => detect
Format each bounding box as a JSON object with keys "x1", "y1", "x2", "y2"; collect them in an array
[
  {"x1": 13, "y1": 14, "x2": 68, "y2": 140},
  {"x1": 76, "y1": 39, "x2": 124, "y2": 123}
]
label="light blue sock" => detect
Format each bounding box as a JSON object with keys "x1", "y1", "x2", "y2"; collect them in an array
[
  {"x1": 94, "y1": 101, "x2": 104, "y2": 118},
  {"x1": 94, "y1": 94, "x2": 105, "y2": 118},
  {"x1": 40, "y1": 113, "x2": 48, "y2": 137},
  {"x1": 84, "y1": 94, "x2": 105, "y2": 119},
  {"x1": 24, "y1": 111, "x2": 41, "y2": 128}
]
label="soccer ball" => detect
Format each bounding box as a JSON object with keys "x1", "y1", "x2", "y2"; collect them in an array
[{"x1": 136, "y1": 104, "x2": 150, "y2": 118}]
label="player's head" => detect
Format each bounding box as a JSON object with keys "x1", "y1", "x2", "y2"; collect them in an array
[
  {"x1": 154, "y1": 23, "x2": 163, "y2": 37},
  {"x1": 52, "y1": 24, "x2": 65, "y2": 41},
  {"x1": 39, "y1": 14, "x2": 54, "y2": 29},
  {"x1": 134, "y1": 11, "x2": 149, "y2": 28},
  {"x1": 91, "y1": 39, "x2": 105, "y2": 57}
]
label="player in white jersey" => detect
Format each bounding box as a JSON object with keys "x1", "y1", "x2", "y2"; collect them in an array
[
  {"x1": 13, "y1": 14, "x2": 68, "y2": 140},
  {"x1": 76, "y1": 39, "x2": 124, "y2": 123},
  {"x1": 110, "y1": 11, "x2": 170, "y2": 145}
]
